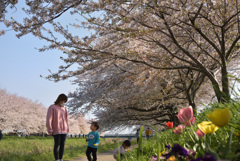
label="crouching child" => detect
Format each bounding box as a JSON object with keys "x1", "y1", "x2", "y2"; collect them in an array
[{"x1": 113, "y1": 140, "x2": 131, "y2": 160}]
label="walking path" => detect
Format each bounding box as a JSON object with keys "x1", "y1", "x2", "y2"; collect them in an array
[
  {"x1": 71, "y1": 150, "x2": 115, "y2": 161},
  {"x1": 71, "y1": 144, "x2": 137, "y2": 161}
]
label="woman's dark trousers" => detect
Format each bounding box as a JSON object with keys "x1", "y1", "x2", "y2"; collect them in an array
[{"x1": 53, "y1": 134, "x2": 67, "y2": 160}]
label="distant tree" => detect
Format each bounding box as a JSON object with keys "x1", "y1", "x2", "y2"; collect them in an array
[
  {"x1": 0, "y1": 89, "x2": 47, "y2": 134},
  {"x1": 68, "y1": 114, "x2": 90, "y2": 134},
  {"x1": 0, "y1": 89, "x2": 89, "y2": 134}
]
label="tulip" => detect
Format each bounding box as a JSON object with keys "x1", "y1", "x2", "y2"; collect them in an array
[
  {"x1": 166, "y1": 122, "x2": 173, "y2": 129},
  {"x1": 198, "y1": 121, "x2": 219, "y2": 134},
  {"x1": 207, "y1": 107, "x2": 230, "y2": 127},
  {"x1": 176, "y1": 105, "x2": 193, "y2": 123},
  {"x1": 173, "y1": 125, "x2": 185, "y2": 134},
  {"x1": 185, "y1": 116, "x2": 196, "y2": 127},
  {"x1": 196, "y1": 129, "x2": 205, "y2": 138}
]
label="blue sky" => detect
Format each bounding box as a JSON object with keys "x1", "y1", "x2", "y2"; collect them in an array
[
  {"x1": 0, "y1": 2, "x2": 82, "y2": 108},
  {"x1": 0, "y1": 30, "x2": 78, "y2": 108}
]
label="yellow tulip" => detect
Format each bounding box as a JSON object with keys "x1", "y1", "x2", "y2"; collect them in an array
[
  {"x1": 198, "y1": 121, "x2": 219, "y2": 134},
  {"x1": 207, "y1": 107, "x2": 230, "y2": 127}
]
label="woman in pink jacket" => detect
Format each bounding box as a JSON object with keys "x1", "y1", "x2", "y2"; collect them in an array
[{"x1": 46, "y1": 93, "x2": 69, "y2": 161}]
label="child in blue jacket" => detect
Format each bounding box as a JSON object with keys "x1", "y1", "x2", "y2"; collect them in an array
[{"x1": 86, "y1": 122, "x2": 100, "y2": 161}]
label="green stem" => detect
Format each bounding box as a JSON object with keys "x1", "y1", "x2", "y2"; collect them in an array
[
  {"x1": 198, "y1": 138, "x2": 205, "y2": 155},
  {"x1": 187, "y1": 127, "x2": 196, "y2": 144},
  {"x1": 189, "y1": 123, "x2": 199, "y2": 142},
  {"x1": 158, "y1": 142, "x2": 160, "y2": 161},
  {"x1": 209, "y1": 134, "x2": 211, "y2": 146}
]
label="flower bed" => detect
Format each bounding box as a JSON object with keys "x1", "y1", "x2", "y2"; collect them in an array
[{"x1": 122, "y1": 100, "x2": 240, "y2": 161}]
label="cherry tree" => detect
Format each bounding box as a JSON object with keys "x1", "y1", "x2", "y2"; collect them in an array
[
  {"x1": 67, "y1": 0, "x2": 238, "y2": 103},
  {"x1": 2, "y1": 0, "x2": 240, "y2": 127},
  {"x1": 2, "y1": 0, "x2": 236, "y2": 102},
  {"x1": 68, "y1": 114, "x2": 90, "y2": 134},
  {"x1": 2, "y1": 1, "x2": 239, "y2": 98},
  {"x1": 66, "y1": 60, "x2": 214, "y2": 129},
  {"x1": 0, "y1": 89, "x2": 47, "y2": 134},
  {"x1": 0, "y1": 0, "x2": 18, "y2": 19},
  {"x1": 0, "y1": 89, "x2": 89, "y2": 134}
]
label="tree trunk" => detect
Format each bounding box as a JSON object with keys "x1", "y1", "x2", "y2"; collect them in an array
[
  {"x1": 221, "y1": 61, "x2": 230, "y2": 102},
  {"x1": 212, "y1": 83, "x2": 223, "y2": 102}
]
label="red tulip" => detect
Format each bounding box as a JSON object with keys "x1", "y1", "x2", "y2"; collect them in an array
[{"x1": 166, "y1": 122, "x2": 173, "y2": 129}]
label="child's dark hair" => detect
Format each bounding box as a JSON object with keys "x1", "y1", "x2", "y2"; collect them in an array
[
  {"x1": 123, "y1": 140, "x2": 131, "y2": 147},
  {"x1": 54, "y1": 94, "x2": 68, "y2": 104},
  {"x1": 92, "y1": 122, "x2": 99, "y2": 130}
]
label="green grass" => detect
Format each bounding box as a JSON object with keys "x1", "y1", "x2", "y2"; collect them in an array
[{"x1": 0, "y1": 136, "x2": 126, "y2": 161}]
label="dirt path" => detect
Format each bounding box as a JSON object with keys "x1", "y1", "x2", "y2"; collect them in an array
[{"x1": 71, "y1": 150, "x2": 115, "y2": 161}]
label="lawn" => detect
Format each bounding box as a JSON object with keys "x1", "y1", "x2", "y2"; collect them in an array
[{"x1": 0, "y1": 136, "x2": 127, "y2": 161}]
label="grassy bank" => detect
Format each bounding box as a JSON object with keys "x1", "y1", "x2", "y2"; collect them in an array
[{"x1": 0, "y1": 136, "x2": 127, "y2": 161}]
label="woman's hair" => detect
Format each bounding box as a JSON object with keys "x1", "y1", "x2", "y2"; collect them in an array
[
  {"x1": 54, "y1": 94, "x2": 68, "y2": 104},
  {"x1": 123, "y1": 140, "x2": 131, "y2": 147}
]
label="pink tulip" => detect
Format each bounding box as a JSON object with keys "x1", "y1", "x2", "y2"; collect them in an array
[
  {"x1": 196, "y1": 129, "x2": 205, "y2": 138},
  {"x1": 176, "y1": 105, "x2": 193, "y2": 123},
  {"x1": 176, "y1": 113, "x2": 185, "y2": 123},
  {"x1": 173, "y1": 125, "x2": 185, "y2": 134},
  {"x1": 185, "y1": 116, "x2": 196, "y2": 127}
]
